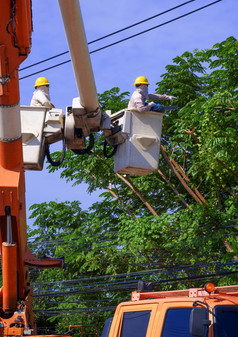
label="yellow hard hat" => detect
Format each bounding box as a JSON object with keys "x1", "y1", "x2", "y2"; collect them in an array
[
  {"x1": 34, "y1": 77, "x2": 50, "y2": 87},
  {"x1": 133, "y1": 76, "x2": 149, "y2": 86}
]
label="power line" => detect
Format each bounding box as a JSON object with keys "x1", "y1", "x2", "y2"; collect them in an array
[
  {"x1": 32, "y1": 261, "x2": 238, "y2": 297},
  {"x1": 19, "y1": 0, "x2": 196, "y2": 72},
  {"x1": 88, "y1": 0, "x2": 223, "y2": 56},
  {"x1": 32, "y1": 260, "x2": 238, "y2": 287},
  {"x1": 19, "y1": 0, "x2": 222, "y2": 81},
  {"x1": 33, "y1": 297, "x2": 127, "y2": 305},
  {"x1": 34, "y1": 306, "x2": 117, "y2": 315},
  {"x1": 33, "y1": 269, "x2": 238, "y2": 297}
]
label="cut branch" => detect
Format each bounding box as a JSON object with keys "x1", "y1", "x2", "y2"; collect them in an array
[
  {"x1": 92, "y1": 152, "x2": 159, "y2": 217},
  {"x1": 169, "y1": 158, "x2": 208, "y2": 205},
  {"x1": 160, "y1": 145, "x2": 203, "y2": 204},
  {"x1": 158, "y1": 169, "x2": 190, "y2": 209},
  {"x1": 84, "y1": 169, "x2": 135, "y2": 218}
]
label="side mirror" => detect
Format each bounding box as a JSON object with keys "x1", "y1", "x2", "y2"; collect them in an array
[{"x1": 189, "y1": 308, "x2": 211, "y2": 337}]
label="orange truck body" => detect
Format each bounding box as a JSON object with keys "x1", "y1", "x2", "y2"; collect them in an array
[
  {"x1": 105, "y1": 285, "x2": 238, "y2": 337},
  {"x1": 0, "y1": 0, "x2": 33, "y2": 320},
  {"x1": 0, "y1": 1, "x2": 63, "y2": 336}
]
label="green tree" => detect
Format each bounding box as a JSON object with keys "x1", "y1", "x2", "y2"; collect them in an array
[{"x1": 28, "y1": 37, "x2": 238, "y2": 333}]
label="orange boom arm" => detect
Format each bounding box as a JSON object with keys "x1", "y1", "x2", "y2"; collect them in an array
[
  {"x1": 0, "y1": 2, "x2": 63, "y2": 335},
  {"x1": 0, "y1": 0, "x2": 33, "y2": 314}
]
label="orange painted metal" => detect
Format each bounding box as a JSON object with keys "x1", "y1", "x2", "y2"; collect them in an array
[
  {"x1": 0, "y1": 139, "x2": 24, "y2": 170},
  {"x1": 2, "y1": 243, "x2": 17, "y2": 312},
  {"x1": 0, "y1": 0, "x2": 32, "y2": 317},
  {"x1": 24, "y1": 246, "x2": 64, "y2": 269},
  {"x1": 110, "y1": 287, "x2": 238, "y2": 337},
  {"x1": 0, "y1": 1, "x2": 65, "y2": 335},
  {"x1": 0, "y1": 329, "x2": 68, "y2": 337},
  {"x1": 15, "y1": 0, "x2": 33, "y2": 55},
  {"x1": 0, "y1": 153, "x2": 28, "y2": 303},
  {"x1": 0, "y1": 1, "x2": 32, "y2": 105},
  {"x1": 0, "y1": 288, "x2": 36, "y2": 335},
  {"x1": 131, "y1": 284, "x2": 238, "y2": 301}
]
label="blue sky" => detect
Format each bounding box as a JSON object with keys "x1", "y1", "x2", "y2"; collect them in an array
[{"x1": 19, "y1": 0, "x2": 237, "y2": 223}]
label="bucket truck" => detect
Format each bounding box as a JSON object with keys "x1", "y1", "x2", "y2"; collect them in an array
[
  {"x1": 102, "y1": 283, "x2": 238, "y2": 337},
  {"x1": 0, "y1": 1, "x2": 66, "y2": 336},
  {"x1": 0, "y1": 0, "x2": 152, "y2": 335},
  {"x1": 20, "y1": 0, "x2": 166, "y2": 175},
  {"x1": 1, "y1": 1, "x2": 238, "y2": 337}
]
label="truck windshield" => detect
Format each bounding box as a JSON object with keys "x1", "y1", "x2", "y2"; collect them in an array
[
  {"x1": 120, "y1": 310, "x2": 151, "y2": 337},
  {"x1": 162, "y1": 308, "x2": 193, "y2": 337},
  {"x1": 213, "y1": 305, "x2": 238, "y2": 337}
]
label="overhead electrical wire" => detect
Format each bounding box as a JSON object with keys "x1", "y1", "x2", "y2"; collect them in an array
[
  {"x1": 33, "y1": 269, "x2": 238, "y2": 316},
  {"x1": 33, "y1": 297, "x2": 127, "y2": 305},
  {"x1": 34, "y1": 306, "x2": 117, "y2": 315},
  {"x1": 32, "y1": 261, "x2": 238, "y2": 297},
  {"x1": 33, "y1": 269, "x2": 238, "y2": 298},
  {"x1": 33, "y1": 268, "x2": 237, "y2": 296},
  {"x1": 33, "y1": 264, "x2": 237, "y2": 288},
  {"x1": 31, "y1": 260, "x2": 238, "y2": 287},
  {"x1": 26, "y1": 258, "x2": 237, "y2": 280},
  {"x1": 19, "y1": 0, "x2": 222, "y2": 81},
  {"x1": 19, "y1": 0, "x2": 196, "y2": 72}
]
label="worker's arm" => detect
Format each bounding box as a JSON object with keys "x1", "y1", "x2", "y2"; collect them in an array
[
  {"x1": 133, "y1": 98, "x2": 155, "y2": 112},
  {"x1": 149, "y1": 93, "x2": 176, "y2": 101}
]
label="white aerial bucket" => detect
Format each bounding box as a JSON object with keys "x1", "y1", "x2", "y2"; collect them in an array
[
  {"x1": 20, "y1": 107, "x2": 47, "y2": 170},
  {"x1": 20, "y1": 107, "x2": 63, "y2": 170},
  {"x1": 114, "y1": 110, "x2": 164, "y2": 175}
]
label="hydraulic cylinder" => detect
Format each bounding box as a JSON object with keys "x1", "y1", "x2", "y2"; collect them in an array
[{"x1": 2, "y1": 242, "x2": 17, "y2": 313}]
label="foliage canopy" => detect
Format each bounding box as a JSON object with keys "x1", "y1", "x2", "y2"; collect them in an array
[{"x1": 28, "y1": 37, "x2": 238, "y2": 333}]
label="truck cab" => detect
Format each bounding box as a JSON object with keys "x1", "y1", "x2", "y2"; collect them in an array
[{"x1": 104, "y1": 284, "x2": 238, "y2": 337}]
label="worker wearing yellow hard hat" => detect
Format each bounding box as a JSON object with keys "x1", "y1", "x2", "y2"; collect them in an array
[
  {"x1": 34, "y1": 76, "x2": 50, "y2": 88},
  {"x1": 30, "y1": 77, "x2": 55, "y2": 109},
  {"x1": 133, "y1": 76, "x2": 150, "y2": 86},
  {"x1": 128, "y1": 76, "x2": 176, "y2": 113}
]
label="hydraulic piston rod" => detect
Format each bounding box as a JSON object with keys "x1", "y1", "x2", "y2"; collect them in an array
[{"x1": 2, "y1": 242, "x2": 17, "y2": 313}]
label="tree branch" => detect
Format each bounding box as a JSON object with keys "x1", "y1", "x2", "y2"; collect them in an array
[
  {"x1": 84, "y1": 169, "x2": 135, "y2": 218},
  {"x1": 157, "y1": 169, "x2": 190, "y2": 209},
  {"x1": 169, "y1": 157, "x2": 208, "y2": 205},
  {"x1": 92, "y1": 152, "x2": 159, "y2": 216},
  {"x1": 160, "y1": 145, "x2": 203, "y2": 204}
]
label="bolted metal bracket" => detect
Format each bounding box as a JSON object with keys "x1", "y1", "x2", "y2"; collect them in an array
[{"x1": 0, "y1": 74, "x2": 10, "y2": 85}]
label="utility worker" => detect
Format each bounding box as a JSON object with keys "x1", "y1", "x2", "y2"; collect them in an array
[
  {"x1": 128, "y1": 76, "x2": 176, "y2": 112},
  {"x1": 30, "y1": 77, "x2": 55, "y2": 109}
]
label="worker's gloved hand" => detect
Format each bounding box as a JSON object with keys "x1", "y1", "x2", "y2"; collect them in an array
[
  {"x1": 168, "y1": 96, "x2": 177, "y2": 101},
  {"x1": 148, "y1": 102, "x2": 156, "y2": 109},
  {"x1": 150, "y1": 102, "x2": 163, "y2": 112}
]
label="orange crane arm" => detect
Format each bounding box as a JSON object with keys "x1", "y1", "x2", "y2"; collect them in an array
[
  {"x1": 0, "y1": 0, "x2": 33, "y2": 313},
  {"x1": 0, "y1": 1, "x2": 63, "y2": 329}
]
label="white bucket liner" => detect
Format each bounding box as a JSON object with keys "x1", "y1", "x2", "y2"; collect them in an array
[
  {"x1": 114, "y1": 110, "x2": 164, "y2": 175},
  {"x1": 20, "y1": 107, "x2": 47, "y2": 170},
  {"x1": 20, "y1": 106, "x2": 63, "y2": 170}
]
